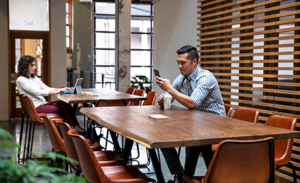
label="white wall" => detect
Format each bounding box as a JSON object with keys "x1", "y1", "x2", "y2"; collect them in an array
[
  {"x1": 153, "y1": 0, "x2": 198, "y2": 106},
  {"x1": 0, "y1": 0, "x2": 9, "y2": 120},
  {"x1": 0, "y1": 0, "x2": 66, "y2": 120}
]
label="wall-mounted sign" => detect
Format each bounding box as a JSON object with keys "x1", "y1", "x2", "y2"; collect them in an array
[{"x1": 9, "y1": 0, "x2": 49, "y2": 31}]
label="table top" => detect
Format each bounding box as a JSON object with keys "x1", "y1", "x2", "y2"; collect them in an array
[
  {"x1": 57, "y1": 88, "x2": 147, "y2": 104},
  {"x1": 80, "y1": 105, "x2": 300, "y2": 149}
]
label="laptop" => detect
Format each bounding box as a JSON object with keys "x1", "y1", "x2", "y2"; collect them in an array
[{"x1": 59, "y1": 78, "x2": 83, "y2": 94}]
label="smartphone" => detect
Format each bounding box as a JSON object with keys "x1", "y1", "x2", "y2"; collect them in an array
[{"x1": 153, "y1": 69, "x2": 161, "y2": 77}]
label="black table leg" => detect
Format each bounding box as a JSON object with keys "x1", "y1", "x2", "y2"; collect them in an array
[
  {"x1": 148, "y1": 149, "x2": 165, "y2": 183},
  {"x1": 109, "y1": 131, "x2": 122, "y2": 154},
  {"x1": 184, "y1": 145, "x2": 213, "y2": 177},
  {"x1": 72, "y1": 103, "x2": 78, "y2": 113},
  {"x1": 122, "y1": 138, "x2": 133, "y2": 160}
]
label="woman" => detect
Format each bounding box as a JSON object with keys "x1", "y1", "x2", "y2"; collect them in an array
[{"x1": 16, "y1": 55, "x2": 85, "y2": 133}]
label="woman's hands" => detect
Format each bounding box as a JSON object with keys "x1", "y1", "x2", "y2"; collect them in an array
[{"x1": 49, "y1": 87, "x2": 71, "y2": 95}]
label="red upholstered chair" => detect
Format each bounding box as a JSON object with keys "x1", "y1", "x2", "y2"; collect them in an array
[
  {"x1": 20, "y1": 94, "x2": 65, "y2": 160},
  {"x1": 55, "y1": 121, "x2": 128, "y2": 176},
  {"x1": 265, "y1": 115, "x2": 297, "y2": 183},
  {"x1": 232, "y1": 107, "x2": 260, "y2": 123},
  {"x1": 128, "y1": 89, "x2": 145, "y2": 106},
  {"x1": 142, "y1": 91, "x2": 158, "y2": 106},
  {"x1": 68, "y1": 130, "x2": 156, "y2": 183},
  {"x1": 126, "y1": 87, "x2": 136, "y2": 95},
  {"x1": 184, "y1": 138, "x2": 275, "y2": 183},
  {"x1": 212, "y1": 107, "x2": 260, "y2": 152},
  {"x1": 224, "y1": 104, "x2": 234, "y2": 117}
]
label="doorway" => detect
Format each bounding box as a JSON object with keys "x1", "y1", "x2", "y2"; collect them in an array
[{"x1": 10, "y1": 32, "x2": 49, "y2": 118}]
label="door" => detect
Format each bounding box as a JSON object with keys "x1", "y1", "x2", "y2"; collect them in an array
[{"x1": 10, "y1": 32, "x2": 49, "y2": 118}]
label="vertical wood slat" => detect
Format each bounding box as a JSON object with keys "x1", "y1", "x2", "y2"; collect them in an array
[{"x1": 198, "y1": 0, "x2": 300, "y2": 182}]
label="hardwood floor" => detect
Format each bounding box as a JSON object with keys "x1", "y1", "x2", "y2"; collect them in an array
[{"x1": 0, "y1": 115, "x2": 207, "y2": 182}]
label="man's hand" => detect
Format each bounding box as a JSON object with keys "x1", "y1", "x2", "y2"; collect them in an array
[
  {"x1": 155, "y1": 76, "x2": 172, "y2": 92},
  {"x1": 157, "y1": 94, "x2": 164, "y2": 107}
]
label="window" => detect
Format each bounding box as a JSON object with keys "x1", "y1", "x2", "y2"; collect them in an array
[
  {"x1": 66, "y1": 0, "x2": 72, "y2": 53},
  {"x1": 93, "y1": 2, "x2": 153, "y2": 90}
]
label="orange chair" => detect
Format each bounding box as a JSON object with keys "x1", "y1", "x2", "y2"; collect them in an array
[
  {"x1": 56, "y1": 121, "x2": 128, "y2": 176},
  {"x1": 232, "y1": 107, "x2": 260, "y2": 123},
  {"x1": 212, "y1": 107, "x2": 260, "y2": 152},
  {"x1": 224, "y1": 104, "x2": 234, "y2": 117},
  {"x1": 126, "y1": 87, "x2": 136, "y2": 95},
  {"x1": 20, "y1": 94, "x2": 65, "y2": 160},
  {"x1": 40, "y1": 114, "x2": 103, "y2": 168},
  {"x1": 265, "y1": 115, "x2": 297, "y2": 183},
  {"x1": 128, "y1": 89, "x2": 146, "y2": 106},
  {"x1": 184, "y1": 138, "x2": 275, "y2": 183},
  {"x1": 68, "y1": 130, "x2": 156, "y2": 183},
  {"x1": 142, "y1": 91, "x2": 158, "y2": 106}
]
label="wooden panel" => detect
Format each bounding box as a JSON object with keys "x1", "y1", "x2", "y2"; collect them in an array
[{"x1": 198, "y1": 0, "x2": 300, "y2": 180}]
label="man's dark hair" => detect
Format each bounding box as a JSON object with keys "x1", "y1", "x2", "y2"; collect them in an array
[
  {"x1": 17, "y1": 55, "x2": 36, "y2": 78},
  {"x1": 176, "y1": 45, "x2": 199, "y2": 63}
]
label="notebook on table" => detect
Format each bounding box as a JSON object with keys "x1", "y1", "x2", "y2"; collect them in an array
[{"x1": 59, "y1": 78, "x2": 83, "y2": 94}]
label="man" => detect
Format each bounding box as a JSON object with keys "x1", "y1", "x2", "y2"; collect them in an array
[{"x1": 155, "y1": 45, "x2": 226, "y2": 183}]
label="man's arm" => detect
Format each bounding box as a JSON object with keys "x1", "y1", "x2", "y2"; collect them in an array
[{"x1": 155, "y1": 76, "x2": 195, "y2": 110}]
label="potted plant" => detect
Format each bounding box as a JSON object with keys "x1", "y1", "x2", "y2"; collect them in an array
[
  {"x1": 0, "y1": 128, "x2": 86, "y2": 183},
  {"x1": 130, "y1": 75, "x2": 152, "y2": 94}
]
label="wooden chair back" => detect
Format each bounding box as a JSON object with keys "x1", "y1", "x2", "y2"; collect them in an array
[
  {"x1": 126, "y1": 87, "x2": 136, "y2": 95},
  {"x1": 224, "y1": 104, "x2": 234, "y2": 117},
  {"x1": 232, "y1": 107, "x2": 259, "y2": 123},
  {"x1": 40, "y1": 114, "x2": 65, "y2": 153},
  {"x1": 185, "y1": 138, "x2": 275, "y2": 183},
  {"x1": 143, "y1": 91, "x2": 158, "y2": 106},
  {"x1": 21, "y1": 94, "x2": 43, "y2": 123},
  {"x1": 128, "y1": 89, "x2": 145, "y2": 106},
  {"x1": 265, "y1": 115, "x2": 296, "y2": 165}
]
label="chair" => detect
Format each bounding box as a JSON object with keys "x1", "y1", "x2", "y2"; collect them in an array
[
  {"x1": 87, "y1": 99, "x2": 127, "y2": 149},
  {"x1": 265, "y1": 115, "x2": 297, "y2": 183},
  {"x1": 184, "y1": 137, "x2": 275, "y2": 183},
  {"x1": 211, "y1": 107, "x2": 260, "y2": 152},
  {"x1": 142, "y1": 91, "x2": 158, "y2": 106},
  {"x1": 126, "y1": 87, "x2": 136, "y2": 95},
  {"x1": 224, "y1": 104, "x2": 234, "y2": 117},
  {"x1": 56, "y1": 121, "x2": 128, "y2": 176},
  {"x1": 232, "y1": 107, "x2": 260, "y2": 123},
  {"x1": 128, "y1": 89, "x2": 145, "y2": 106},
  {"x1": 20, "y1": 94, "x2": 66, "y2": 160},
  {"x1": 68, "y1": 130, "x2": 156, "y2": 183}
]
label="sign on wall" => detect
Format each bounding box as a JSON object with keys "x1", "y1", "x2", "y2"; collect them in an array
[{"x1": 9, "y1": 0, "x2": 49, "y2": 31}]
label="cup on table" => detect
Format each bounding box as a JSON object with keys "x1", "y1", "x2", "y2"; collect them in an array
[{"x1": 164, "y1": 95, "x2": 172, "y2": 110}]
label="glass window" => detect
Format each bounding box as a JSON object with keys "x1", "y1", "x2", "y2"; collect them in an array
[{"x1": 94, "y1": 2, "x2": 153, "y2": 90}]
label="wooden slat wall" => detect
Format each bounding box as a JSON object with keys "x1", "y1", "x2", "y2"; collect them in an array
[{"x1": 197, "y1": 0, "x2": 300, "y2": 181}]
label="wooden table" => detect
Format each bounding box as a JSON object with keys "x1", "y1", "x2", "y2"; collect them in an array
[
  {"x1": 80, "y1": 105, "x2": 300, "y2": 183},
  {"x1": 57, "y1": 88, "x2": 147, "y2": 104}
]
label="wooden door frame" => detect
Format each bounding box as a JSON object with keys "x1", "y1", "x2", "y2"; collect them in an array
[{"x1": 9, "y1": 31, "x2": 50, "y2": 118}]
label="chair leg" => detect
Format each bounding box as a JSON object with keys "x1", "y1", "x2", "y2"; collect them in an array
[
  {"x1": 286, "y1": 162, "x2": 297, "y2": 183},
  {"x1": 22, "y1": 115, "x2": 30, "y2": 162},
  {"x1": 26, "y1": 120, "x2": 33, "y2": 159},
  {"x1": 29, "y1": 122, "x2": 38, "y2": 159},
  {"x1": 18, "y1": 111, "x2": 26, "y2": 164}
]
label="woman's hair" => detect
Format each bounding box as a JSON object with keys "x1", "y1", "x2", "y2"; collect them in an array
[{"x1": 17, "y1": 55, "x2": 36, "y2": 78}]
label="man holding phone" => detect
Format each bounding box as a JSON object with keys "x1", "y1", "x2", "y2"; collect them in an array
[{"x1": 155, "y1": 45, "x2": 225, "y2": 183}]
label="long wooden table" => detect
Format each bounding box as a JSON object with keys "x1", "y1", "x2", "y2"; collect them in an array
[
  {"x1": 80, "y1": 105, "x2": 300, "y2": 183},
  {"x1": 57, "y1": 88, "x2": 147, "y2": 104}
]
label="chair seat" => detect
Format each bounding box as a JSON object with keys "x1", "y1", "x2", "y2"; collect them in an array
[
  {"x1": 102, "y1": 165, "x2": 156, "y2": 182},
  {"x1": 183, "y1": 175, "x2": 203, "y2": 183},
  {"x1": 94, "y1": 151, "x2": 128, "y2": 166},
  {"x1": 86, "y1": 139, "x2": 103, "y2": 151}
]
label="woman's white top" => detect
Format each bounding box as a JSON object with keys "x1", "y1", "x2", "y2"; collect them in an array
[{"x1": 16, "y1": 76, "x2": 55, "y2": 108}]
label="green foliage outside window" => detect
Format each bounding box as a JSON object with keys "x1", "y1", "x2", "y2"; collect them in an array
[{"x1": 130, "y1": 75, "x2": 152, "y2": 94}]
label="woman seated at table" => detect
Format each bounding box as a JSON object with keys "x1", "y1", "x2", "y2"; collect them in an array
[{"x1": 16, "y1": 55, "x2": 85, "y2": 134}]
